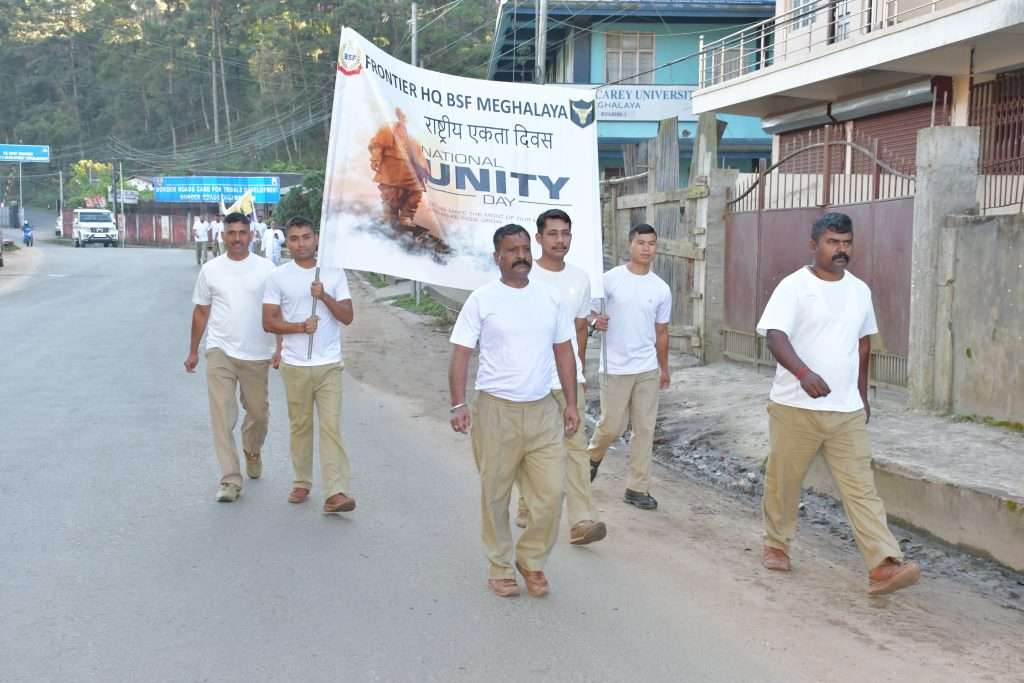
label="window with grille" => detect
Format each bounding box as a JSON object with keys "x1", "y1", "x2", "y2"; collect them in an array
[
  {"x1": 793, "y1": 0, "x2": 818, "y2": 29},
  {"x1": 832, "y1": 0, "x2": 852, "y2": 41},
  {"x1": 605, "y1": 32, "x2": 655, "y2": 84}
]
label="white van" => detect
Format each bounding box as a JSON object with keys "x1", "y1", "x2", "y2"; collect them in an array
[{"x1": 73, "y1": 208, "x2": 119, "y2": 248}]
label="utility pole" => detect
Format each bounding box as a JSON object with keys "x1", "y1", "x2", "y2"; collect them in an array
[
  {"x1": 110, "y1": 161, "x2": 117, "y2": 228},
  {"x1": 58, "y1": 169, "x2": 64, "y2": 236},
  {"x1": 118, "y1": 161, "x2": 126, "y2": 246},
  {"x1": 535, "y1": 0, "x2": 548, "y2": 84},
  {"x1": 411, "y1": 2, "x2": 422, "y2": 306},
  {"x1": 17, "y1": 162, "x2": 22, "y2": 225}
]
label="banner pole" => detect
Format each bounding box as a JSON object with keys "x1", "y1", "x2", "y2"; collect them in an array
[
  {"x1": 410, "y1": 2, "x2": 421, "y2": 308},
  {"x1": 308, "y1": 266, "x2": 321, "y2": 360},
  {"x1": 600, "y1": 299, "x2": 608, "y2": 389}
]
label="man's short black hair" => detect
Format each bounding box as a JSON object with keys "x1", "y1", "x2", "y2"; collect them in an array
[
  {"x1": 812, "y1": 212, "x2": 853, "y2": 241},
  {"x1": 223, "y1": 212, "x2": 250, "y2": 227},
  {"x1": 493, "y1": 223, "x2": 530, "y2": 250},
  {"x1": 285, "y1": 216, "x2": 316, "y2": 234},
  {"x1": 628, "y1": 223, "x2": 656, "y2": 242},
  {"x1": 535, "y1": 209, "x2": 572, "y2": 232}
]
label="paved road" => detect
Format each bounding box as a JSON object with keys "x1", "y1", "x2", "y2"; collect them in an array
[{"x1": 0, "y1": 236, "x2": 1017, "y2": 682}]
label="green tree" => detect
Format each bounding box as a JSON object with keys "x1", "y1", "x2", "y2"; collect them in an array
[{"x1": 273, "y1": 169, "x2": 325, "y2": 228}]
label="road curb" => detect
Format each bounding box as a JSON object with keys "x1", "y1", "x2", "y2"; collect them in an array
[{"x1": 805, "y1": 457, "x2": 1024, "y2": 571}]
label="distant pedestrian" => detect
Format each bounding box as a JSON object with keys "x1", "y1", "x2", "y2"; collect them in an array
[
  {"x1": 757, "y1": 212, "x2": 920, "y2": 595},
  {"x1": 264, "y1": 224, "x2": 285, "y2": 265},
  {"x1": 184, "y1": 212, "x2": 279, "y2": 503},
  {"x1": 262, "y1": 217, "x2": 356, "y2": 514},
  {"x1": 588, "y1": 224, "x2": 671, "y2": 511},
  {"x1": 449, "y1": 224, "x2": 580, "y2": 599},
  {"x1": 514, "y1": 209, "x2": 606, "y2": 546},
  {"x1": 193, "y1": 214, "x2": 210, "y2": 265},
  {"x1": 210, "y1": 214, "x2": 224, "y2": 257}
]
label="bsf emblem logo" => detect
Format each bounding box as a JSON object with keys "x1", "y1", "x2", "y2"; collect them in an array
[
  {"x1": 338, "y1": 41, "x2": 363, "y2": 76},
  {"x1": 569, "y1": 99, "x2": 595, "y2": 128}
]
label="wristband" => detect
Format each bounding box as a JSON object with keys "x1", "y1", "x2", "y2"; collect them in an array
[
  {"x1": 450, "y1": 403, "x2": 467, "y2": 413},
  {"x1": 795, "y1": 366, "x2": 811, "y2": 380}
]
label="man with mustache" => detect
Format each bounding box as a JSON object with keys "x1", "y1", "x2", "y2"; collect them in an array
[
  {"x1": 588, "y1": 223, "x2": 672, "y2": 511},
  {"x1": 185, "y1": 212, "x2": 279, "y2": 503},
  {"x1": 513, "y1": 209, "x2": 606, "y2": 547},
  {"x1": 448, "y1": 224, "x2": 580, "y2": 599},
  {"x1": 757, "y1": 212, "x2": 921, "y2": 595}
]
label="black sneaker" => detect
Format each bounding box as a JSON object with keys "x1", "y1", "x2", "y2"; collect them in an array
[
  {"x1": 624, "y1": 489, "x2": 658, "y2": 510},
  {"x1": 589, "y1": 459, "x2": 602, "y2": 482}
]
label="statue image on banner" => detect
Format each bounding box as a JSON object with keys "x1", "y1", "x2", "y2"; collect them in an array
[{"x1": 367, "y1": 108, "x2": 451, "y2": 257}]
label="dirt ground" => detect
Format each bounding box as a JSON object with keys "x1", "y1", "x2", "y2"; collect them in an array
[{"x1": 343, "y1": 275, "x2": 1023, "y2": 683}]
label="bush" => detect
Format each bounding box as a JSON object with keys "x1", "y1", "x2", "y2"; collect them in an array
[{"x1": 273, "y1": 170, "x2": 324, "y2": 229}]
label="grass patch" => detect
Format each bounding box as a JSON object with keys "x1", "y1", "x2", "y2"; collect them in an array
[
  {"x1": 951, "y1": 414, "x2": 1024, "y2": 433},
  {"x1": 393, "y1": 292, "x2": 449, "y2": 318},
  {"x1": 364, "y1": 272, "x2": 388, "y2": 289}
]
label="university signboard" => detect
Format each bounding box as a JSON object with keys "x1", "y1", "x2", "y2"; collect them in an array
[
  {"x1": 153, "y1": 176, "x2": 281, "y2": 203},
  {"x1": 571, "y1": 84, "x2": 697, "y2": 122},
  {"x1": 0, "y1": 144, "x2": 51, "y2": 163}
]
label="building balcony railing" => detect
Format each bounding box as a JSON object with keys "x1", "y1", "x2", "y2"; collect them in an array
[{"x1": 697, "y1": 0, "x2": 964, "y2": 90}]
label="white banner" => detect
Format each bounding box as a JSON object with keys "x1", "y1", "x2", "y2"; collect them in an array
[{"x1": 319, "y1": 28, "x2": 603, "y2": 295}]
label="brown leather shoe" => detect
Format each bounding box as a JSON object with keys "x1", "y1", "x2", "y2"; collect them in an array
[
  {"x1": 487, "y1": 578, "x2": 520, "y2": 598},
  {"x1": 287, "y1": 487, "x2": 310, "y2": 504},
  {"x1": 323, "y1": 492, "x2": 356, "y2": 513},
  {"x1": 570, "y1": 520, "x2": 607, "y2": 546},
  {"x1": 515, "y1": 561, "x2": 549, "y2": 597},
  {"x1": 762, "y1": 545, "x2": 791, "y2": 571},
  {"x1": 868, "y1": 559, "x2": 921, "y2": 595}
]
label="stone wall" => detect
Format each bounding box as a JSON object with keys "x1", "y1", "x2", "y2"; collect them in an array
[{"x1": 941, "y1": 213, "x2": 1024, "y2": 422}]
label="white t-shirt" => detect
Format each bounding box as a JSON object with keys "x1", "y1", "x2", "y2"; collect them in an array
[
  {"x1": 211, "y1": 221, "x2": 223, "y2": 242},
  {"x1": 756, "y1": 267, "x2": 878, "y2": 412},
  {"x1": 530, "y1": 262, "x2": 591, "y2": 389},
  {"x1": 450, "y1": 279, "x2": 573, "y2": 403},
  {"x1": 600, "y1": 265, "x2": 672, "y2": 374},
  {"x1": 263, "y1": 261, "x2": 351, "y2": 366},
  {"x1": 193, "y1": 219, "x2": 209, "y2": 243},
  {"x1": 192, "y1": 253, "x2": 276, "y2": 360}
]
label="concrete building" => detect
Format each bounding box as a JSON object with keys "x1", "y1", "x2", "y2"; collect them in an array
[
  {"x1": 691, "y1": 0, "x2": 1024, "y2": 185},
  {"x1": 487, "y1": 0, "x2": 777, "y2": 177}
]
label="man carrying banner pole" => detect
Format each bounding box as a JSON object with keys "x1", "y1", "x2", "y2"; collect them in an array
[
  {"x1": 588, "y1": 224, "x2": 672, "y2": 511},
  {"x1": 449, "y1": 224, "x2": 580, "y2": 598},
  {"x1": 262, "y1": 217, "x2": 356, "y2": 514},
  {"x1": 514, "y1": 209, "x2": 606, "y2": 546}
]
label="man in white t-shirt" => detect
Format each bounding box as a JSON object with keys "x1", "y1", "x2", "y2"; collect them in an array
[
  {"x1": 513, "y1": 209, "x2": 606, "y2": 546},
  {"x1": 185, "y1": 212, "x2": 279, "y2": 503},
  {"x1": 262, "y1": 216, "x2": 356, "y2": 514},
  {"x1": 757, "y1": 212, "x2": 920, "y2": 595},
  {"x1": 449, "y1": 224, "x2": 580, "y2": 599},
  {"x1": 193, "y1": 215, "x2": 210, "y2": 266},
  {"x1": 588, "y1": 224, "x2": 671, "y2": 511},
  {"x1": 209, "y1": 214, "x2": 223, "y2": 257}
]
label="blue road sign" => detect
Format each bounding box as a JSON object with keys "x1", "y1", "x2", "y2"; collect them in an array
[
  {"x1": 154, "y1": 176, "x2": 281, "y2": 204},
  {"x1": 0, "y1": 144, "x2": 51, "y2": 163}
]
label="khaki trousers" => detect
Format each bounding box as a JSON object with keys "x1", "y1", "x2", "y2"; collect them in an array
[
  {"x1": 472, "y1": 391, "x2": 566, "y2": 579},
  {"x1": 210, "y1": 240, "x2": 221, "y2": 257},
  {"x1": 195, "y1": 241, "x2": 207, "y2": 265},
  {"x1": 587, "y1": 369, "x2": 660, "y2": 493},
  {"x1": 762, "y1": 401, "x2": 903, "y2": 570},
  {"x1": 516, "y1": 384, "x2": 596, "y2": 527},
  {"x1": 279, "y1": 362, "x2": 350, "y2": 498},
  {"x1": 205, "y1": 348, "x2": 270, "y2": 487}
]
